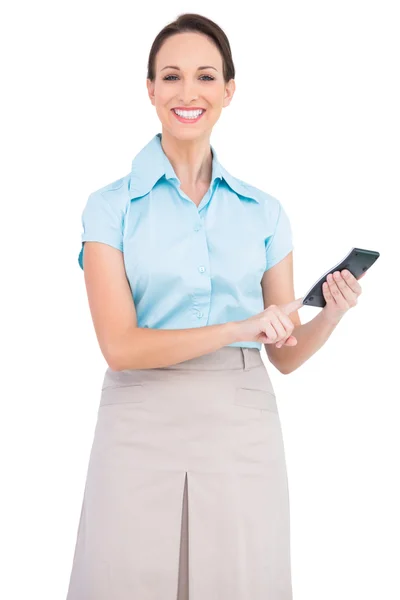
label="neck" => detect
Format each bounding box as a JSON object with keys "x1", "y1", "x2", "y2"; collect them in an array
[{"x1": 160, "y1": 129, "x2": 213, "y2": 187}]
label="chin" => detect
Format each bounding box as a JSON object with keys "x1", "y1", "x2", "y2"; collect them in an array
[{"x1": 165, "y1": 125, "x2": 208, "y2": 139}]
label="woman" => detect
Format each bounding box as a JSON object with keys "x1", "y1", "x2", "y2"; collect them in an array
[{"x1": 67, "y1": 13, "x2": 363, "y2": 600}]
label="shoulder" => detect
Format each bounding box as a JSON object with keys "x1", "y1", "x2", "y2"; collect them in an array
[
  {"x1": 84, "y1": 173, "x2": 131, "y2": 217},
  {"x1": 88, "y1": 173, "x2": 130, "y2": 204}
]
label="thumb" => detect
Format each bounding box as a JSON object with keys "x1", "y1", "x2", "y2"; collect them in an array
[{"x1": 279, "y1": 297, "x2": 305, "y2": 315}]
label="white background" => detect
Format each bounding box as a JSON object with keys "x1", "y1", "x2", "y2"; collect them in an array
[{"x1": 2, "y1": 1, "x2": 399, "y2": 598}]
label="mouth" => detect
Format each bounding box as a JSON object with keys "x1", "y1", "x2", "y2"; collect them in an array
[{"x1": 171, "y1": 108, "x2": 206, "y2": 124}]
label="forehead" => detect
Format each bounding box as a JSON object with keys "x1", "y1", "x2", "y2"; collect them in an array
[{"x1": 155, "y1": 32, "x2": 222, "y2": 70}]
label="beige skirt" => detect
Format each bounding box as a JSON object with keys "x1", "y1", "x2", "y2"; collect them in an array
[{"x1": 66, "y1": 346, "x2": 292, "y2": 599}]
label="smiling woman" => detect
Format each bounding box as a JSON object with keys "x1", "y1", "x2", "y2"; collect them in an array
[
  {"x1": 146, "y1": 20, "x2": 236, "y2": 154},
  {"x1": 67, "y1": 12, "x2": 295, "y2": 600}
]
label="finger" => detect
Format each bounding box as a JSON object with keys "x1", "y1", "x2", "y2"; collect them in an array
[
  {"x1": 333, "y1": 271, "x2": 358, "y2": 306},
  {"x1": 322, "y1": 281, "x2": 333, "y2": 304},
  {"x1": 274, "y1": 309, "x2": 296, "y2": 346},
  {"x1": 277, "y1": 335, "x2": 297, "y2": 348},
  {"x1": 263, "y1": 321, "x2": 278, "y2": 343},
  {"x1": 342, "y1": 269, "x2": 363, "y2": 292},
  {"x1": 280, "y1": 297, "x2": 305, "y2": 315},
  {"x1": 269, "y1": 315, "x2": 287, "y2": 342},
  {"x1": 275, "y1": 308, "x2": 296, "y2": 332},
  {"x1": 327, "y1": 273, "x2": 349, "y2": 309},
  {"x1": 263, "y1": 318, "x2": 284, "y2": 343}
]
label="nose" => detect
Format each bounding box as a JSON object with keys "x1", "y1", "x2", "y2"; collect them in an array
[{"x1": 177, "y1": 80, "x2": 199, "y2": 105}]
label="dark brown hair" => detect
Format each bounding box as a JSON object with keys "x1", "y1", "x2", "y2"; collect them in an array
[{"x1": 147, "y1": 13, "x2": 235, "y2": 84}]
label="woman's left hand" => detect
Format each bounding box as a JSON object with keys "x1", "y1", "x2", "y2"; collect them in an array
[{"x1": 322, "y1": 269, "x2": 365, "y2": 324}]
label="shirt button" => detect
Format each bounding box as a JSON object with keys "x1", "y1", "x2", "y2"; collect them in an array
[
  {"x1": 194, "y1": 224, "x2": 201, "y2": 232},
  {"x1": 198, "y1": 266, "x2": 205, "y2": 273},
  {"x1": 197, "y1": 311, "x2": 203, "y2": 318}
]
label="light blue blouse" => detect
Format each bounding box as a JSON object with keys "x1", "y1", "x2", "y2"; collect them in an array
[{"x1": 78, "y1": 133, "x2": 294, "y2": 350}]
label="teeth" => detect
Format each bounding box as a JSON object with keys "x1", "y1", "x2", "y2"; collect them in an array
[{"x1": 174, "y1": 109, "x2": 203, "y2": 119}]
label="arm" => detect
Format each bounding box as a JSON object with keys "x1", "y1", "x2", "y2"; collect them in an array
[
  {"x1": 82, "y1": 241, "x2": 241, "y2": 371},
  {"x1": 114, "y1": 322, "x2": 240, "y2": 371},
  {"x1": 261, "y1": 251, "x2": 341, "y2": 375},
  {"x1": 267, "y1": 311, "x2": 340, "y2": 375}
]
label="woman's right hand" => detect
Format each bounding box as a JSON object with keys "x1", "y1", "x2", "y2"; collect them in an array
[{"x1": 234, "y1": 297, "x2": 305, "y2": 347}]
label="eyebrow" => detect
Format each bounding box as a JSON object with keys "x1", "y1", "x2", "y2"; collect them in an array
[{"x1": 161, "y1": 65, "x2": 218, "y2": 72}]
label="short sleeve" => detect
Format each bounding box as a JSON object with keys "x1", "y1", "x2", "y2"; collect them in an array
[
  {"x1": 264, "y1": 199, "x2": 294, "y2": 271},
  {"x1": 78, "y1": 190, "x2": 124, "y2": 270}
]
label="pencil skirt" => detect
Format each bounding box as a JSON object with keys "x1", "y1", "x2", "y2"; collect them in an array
[{"x1": 66, "y1": 346, "x2": 292, "y2": 600}]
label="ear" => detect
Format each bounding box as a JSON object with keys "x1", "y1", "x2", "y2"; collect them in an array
[
  {"x1": 223, "y1": 79, "x2": 236, "y2": 108},
  {"x1": 146, "y1": 79, "x2": 155, "y2": 106}
]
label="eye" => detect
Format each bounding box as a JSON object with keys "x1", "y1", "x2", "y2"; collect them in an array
[{"x1": 163, "y1": 75, "x2": 215, "y2": 81}]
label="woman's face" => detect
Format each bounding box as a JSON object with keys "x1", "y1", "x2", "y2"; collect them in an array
[{"x1": 147, "y1": 32, "x2": 235, "y2": 141}]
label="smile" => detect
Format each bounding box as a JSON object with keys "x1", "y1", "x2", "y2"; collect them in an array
[{"x1": 171, "y1": 108, "x2": 206, "y2": 123}]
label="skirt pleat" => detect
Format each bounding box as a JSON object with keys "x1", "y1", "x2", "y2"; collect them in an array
[{"x1": 66, "y1": 347, "x2": 292, "y2": 599}]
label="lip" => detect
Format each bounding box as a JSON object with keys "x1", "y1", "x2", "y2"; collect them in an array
[
  {"x1": 171, "y1": 108, "x2": 206, "y2": 124},
  {"x1": 172, "y1": 107, "x2": 206, "y2": 111}
]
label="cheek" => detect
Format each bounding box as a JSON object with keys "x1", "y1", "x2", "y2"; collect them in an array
[
  {"x1": 155, "y1": 102, "x2": 172, "y2": 121},
  {"x1": 207, "y1": 91, "x2": 226, "y2": 112},
  {"x1": 206, "y1": 87, "x2": 222, "y2": 100},
  {"x1": 153, "y1": 85, "x2": 173, "y2": 104},
  {"x1": 158, "y1": 94, "x2": 172, "y2": 106}
]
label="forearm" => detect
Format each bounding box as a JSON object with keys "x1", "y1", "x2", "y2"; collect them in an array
[
  {"x1": 111, "y1": 321, "x2": 241, "y2": 371},
  {"x1": 269, "y1": 310, "x2": 343, "y2": 375}
]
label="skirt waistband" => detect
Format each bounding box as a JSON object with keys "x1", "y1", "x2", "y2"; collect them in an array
[
  {"x1": 118, "y1": 347, "x2": 261, "y2": 371},
  {"x1": 102, "y1": 347, "x2": 264, "y2": 390},
  {"x1": 159, "y1": 346, "x2": 261, "y2": 371}
]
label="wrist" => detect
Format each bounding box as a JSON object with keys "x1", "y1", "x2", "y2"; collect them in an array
[
  {"x1": 320, "y1": 306, "x2": 344, "y2": 326},
  {"x1": 227, "y1": 320, "x2": 243, "y2": 344}
]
